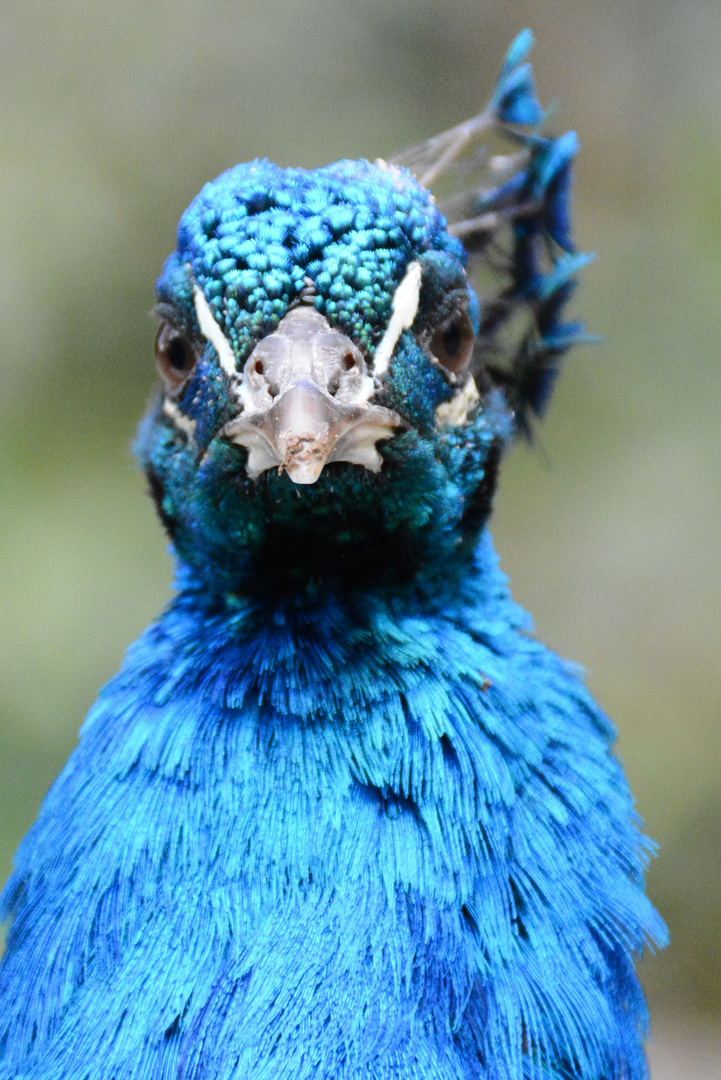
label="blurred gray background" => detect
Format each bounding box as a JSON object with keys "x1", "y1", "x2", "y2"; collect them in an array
[{"x1": 0, "y1": 1, "x2": 719, "y2": 1073}]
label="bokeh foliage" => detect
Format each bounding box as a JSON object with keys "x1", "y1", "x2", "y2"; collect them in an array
[{"x1": 1, "y1": 0, "x2": 719, "y2": 1023}]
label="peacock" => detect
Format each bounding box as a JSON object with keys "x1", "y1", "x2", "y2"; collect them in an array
[{"x1": 0, "y1": 31, "x2": 666, "y2": 1080}]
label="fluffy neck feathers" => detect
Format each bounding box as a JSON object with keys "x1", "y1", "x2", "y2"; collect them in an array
[{"x1": 0, "y1": 529, "x2": 662, "y2": 1079}]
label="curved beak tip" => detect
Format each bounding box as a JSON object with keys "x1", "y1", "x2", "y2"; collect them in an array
[
  {"x1": 283, "y1": 463, "x2": 326, "y2": 485},
  {"x1": 279, "y1": 435, "x2": 330, "y2": 485}
]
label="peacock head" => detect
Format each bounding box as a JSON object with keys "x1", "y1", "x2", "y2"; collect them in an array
[
  {"x1": 136, "y1": 160, "x2": 509, "y2": 593},
  {"x1": 135, "y1": 35, "x2": 586, "y2": 594}
]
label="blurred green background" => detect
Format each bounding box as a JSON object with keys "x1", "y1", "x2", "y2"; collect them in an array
[{"x1": 1, "y1": 0, "x2": 719, "y2": 1054}]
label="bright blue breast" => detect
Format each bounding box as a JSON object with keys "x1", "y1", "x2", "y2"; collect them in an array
[{"x1": 0, "y1": 535, "x2": 663, "y2": 1080}]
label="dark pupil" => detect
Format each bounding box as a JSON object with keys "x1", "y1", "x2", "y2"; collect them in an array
[
  {"x1": 442, "y1": 320, "x2": 461, "y2": 358},
  {"x1": 167, "y1": 336, "x2": 190, "y2": 371}
]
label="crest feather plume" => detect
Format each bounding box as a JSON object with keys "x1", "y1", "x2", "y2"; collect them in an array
[{"x1": 391, "y1": 29, "x2": 595, "y2": 431}]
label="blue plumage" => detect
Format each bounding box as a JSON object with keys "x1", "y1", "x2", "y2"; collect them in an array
[{"x1": 0, "y1": 33, "x2": 665, "y2": 1079}]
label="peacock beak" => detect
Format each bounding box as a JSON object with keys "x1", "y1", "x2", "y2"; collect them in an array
[{"x1": 221, "y1": 306, "x2": 405, "y2": 484}]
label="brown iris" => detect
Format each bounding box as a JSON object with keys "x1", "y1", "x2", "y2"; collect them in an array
[
  {"x1": 155, "y1": 324, "x2": 197, "y2": 388},
  {"x1": 429, "y1": 308, "x2": 475, "y2": 377}
]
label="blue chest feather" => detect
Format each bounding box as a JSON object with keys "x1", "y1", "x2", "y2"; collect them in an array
[{"x1": 0, "y1": 538, "x2": 663, "y2": 1079}]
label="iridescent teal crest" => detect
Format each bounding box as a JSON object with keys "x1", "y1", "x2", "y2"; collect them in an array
[{"x1": 170, "y1": 159, "x2": 462, "y2": 357}]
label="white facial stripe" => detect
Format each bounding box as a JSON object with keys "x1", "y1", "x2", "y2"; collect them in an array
[
  {"x1": 372, "y1": 260, "x2": 422, "y2": 378},
  {"x1": 163, "y1": 398, "x2": 197, "y2": 437},
  {"x1": 434, "y1": 376, "x2": 479, "y2": 427},
  {"x1": 192, "y1": 284, "x2": 238, "y2": 381}
]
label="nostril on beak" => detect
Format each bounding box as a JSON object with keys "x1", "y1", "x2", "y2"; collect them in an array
[{"x1": 327, "y1": 353, "x2": 359, "y2": 397}]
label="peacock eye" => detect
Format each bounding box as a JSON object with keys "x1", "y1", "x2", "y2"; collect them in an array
[
  {"x1": 155, "y1": 324, "x2": 197, "y2": 388},
  {"x1": 429, "y1": 308, "x2": 475, "y2": 377}
]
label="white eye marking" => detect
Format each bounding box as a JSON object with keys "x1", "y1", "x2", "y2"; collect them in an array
[
  {"x1": 434, "y1": 376, "x2": 479, "y2": 427},
  {"x1": 372, "y1": 260, "x2": 422, "y2": 378},
  {"x1": 192, "y1": 284, "x2": 238, "y2": 382},
  {"x1": 163, "y1": 397, "x2": 197, "y2": 437}
]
